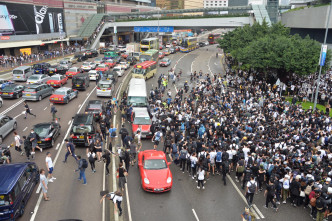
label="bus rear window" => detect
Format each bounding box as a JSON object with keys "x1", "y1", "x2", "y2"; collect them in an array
[{"x1": 0, "y1": 194, "x2": 10, "y2": 206}]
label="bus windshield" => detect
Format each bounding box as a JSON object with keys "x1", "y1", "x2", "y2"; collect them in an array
[
  {"x1": 128, "y1": 96, "x2": 147, "y2": 106},
  {"x1": 141, "y1": 40, "x2": 150, "y2": 45},
  {"x1": 139, "y1": 55, "x2": 151, "y2": 62},
  {"x1": 132, "y1": 68, "x2": 145, "y2": 75}
]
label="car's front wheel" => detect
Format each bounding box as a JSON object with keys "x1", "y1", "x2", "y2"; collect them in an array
[
  {"x1": 38, "y1": 95, "x2": 42, "y2": 101},
  {"x1": 13, "y1": 122, "x2": 17, "y2": 130}
]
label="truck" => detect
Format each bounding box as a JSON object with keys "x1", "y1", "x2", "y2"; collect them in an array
[{"x1": 126, "y1": 43, "x2": 140, "y2": 54}]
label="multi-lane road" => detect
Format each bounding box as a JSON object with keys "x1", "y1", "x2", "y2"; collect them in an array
[{"x1": 1, "y1": 37, "x2": 315, "y2": 221}]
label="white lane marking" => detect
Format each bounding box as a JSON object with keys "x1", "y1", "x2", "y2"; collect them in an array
[
  {"x1": 0, "y1": 99, "x2": 23, "y2": 116},
  {"x1": 44, "y1": 107, "x2": 47, "y2": 110},
  {"x1": 23, "y1": 127, "x2": 28, "y2": 131},
  {"x1": 30, "y1": 86, "x2": 97, "y2": 221},
  {"x1": 253, "y1": 204, "x2": 265, "y2": 219},
  {"x1": 214, "y1": 62, "x2": 218, "y2": 66},
  {"x1": 125, "y1": 183, "x2": 132, "y2": 221},
  {"x1": 78, "y1": 104, "x2": 81, "y2": 108},
  {"x1": 76, "y1": 87, "x2": 96, "y2": 114},
  {"x1": 102, "y1": 136, "x2": 107, "y2": 221},
  {"x1": 173, "y1": 53, "x2": 190, "y2": 71},
  {"x1": 36, "y1": 185, "x2": 41, "y2": 194},
  {"x1": 87, "y1": 92, "x2": 90, "y2": 96},
  {"x1": 207, "y1": 54, "x2": 214, "y2": 75},
  {"x1": 226, "y1": 174, "x2": 261, "y2": 219},
  {"x1": 192, "y1": 209, "x2": 199, "y2": 221},
  {"x1": 68, "y1": 120, "x2": 71, "y2": 125},
  {"x1": 55, "y1": 143, "x2": 60, "y2": 150}
]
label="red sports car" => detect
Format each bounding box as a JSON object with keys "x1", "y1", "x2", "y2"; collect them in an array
[
  {"x1": 46, "y1": 74, "x2": 68, "y2": 88},
  {"x1": 138, "y1": 150, "x2": 173, "y2": 193},
  {"x1": 66, "y1": 67, "x2": 82, "y2": 78},
  {"x1": 104, "y1": 60, "x2": 116, "y2": 68},
  {"x1": 49, "y1": 87, "x2": 78, "y2": 104},
  {"x1": 95, "y1": 64, "x2": 109, "y2": 72},
  {"x1": 131, "y1": 107, "x2": 152, "y2": 138}
]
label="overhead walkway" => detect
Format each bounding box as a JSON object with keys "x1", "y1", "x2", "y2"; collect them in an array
[
  {"x1": 252, "y1": 5, "x2": 272, "y2": 26},
  {"x1": 78, "y1": 14, "x2": 105, "y2": 38}
]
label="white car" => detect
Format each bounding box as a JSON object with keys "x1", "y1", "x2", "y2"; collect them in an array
[
  {"x1": 113, "y1": 66, "x2": 124, "y2": 77},
  {"x1": 119, "y1": 62, "x2": 129, "y2": 70},
  {"x1": 94, "y1": 58, "x2": 104, "y2": 65},
  {"x1": 27, "y1": 74, "x2": 51, "y2": 84},
  {"x1": 59, "y1": 60, "x2": 72, "y2": 69},
  {"x1": 88, "y1": 70, "x2": 98, "y2": 81},
  {"x1": 117, "y1": 45, "x2": 126, "y2": 53},
  {"x1": 81, "y1": 62, "x2": 96, "y2": 71}
]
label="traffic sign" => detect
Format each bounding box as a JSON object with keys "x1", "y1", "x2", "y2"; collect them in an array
[{"x1": 134, "y1": 26, "x2": 174, "y2": 33}]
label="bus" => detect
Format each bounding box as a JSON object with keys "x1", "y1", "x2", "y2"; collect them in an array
[
  {"x1": 132, "y1": 61, "x2": 157, "y2": 80},
  {"x1": 104, "y1": 51, "x2": 118, "y2": 60},
  {"x1": 208, "y1": 34, "x2": 221, "y2": 44},
  {"x1": 139, "y1": 49, "x2": 159, "y2": 63},
  {"x1": 127, "y1": 78, "x2": 148, "y2": 107},
  {"x1": 180, "y1": 37, "x2": 198, "y2": 53},
  {"x1": 140, "y1": 37, "x2": 159, "y2": 52}
]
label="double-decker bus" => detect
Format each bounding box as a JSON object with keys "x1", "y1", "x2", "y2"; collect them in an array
[
  {"x1": 208, "y1": 34, "x2": 221, "y2": 44},
  {"x1": 139, "y1": 49, "x2": 159, "y2": 63},
  {"x1": 132, "y1": 61, "x2": 157, "y2": 80},
  {"x1": 140, "y1": 37, "x2": 159, "y2": 52},
  {"x1": 180, "y1": 37, "x2": 198, "y2": 53}
]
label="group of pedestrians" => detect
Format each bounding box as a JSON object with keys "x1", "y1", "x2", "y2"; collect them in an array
[{"x1": 137, "y1": 61, "x2": 332, "y2": 221}]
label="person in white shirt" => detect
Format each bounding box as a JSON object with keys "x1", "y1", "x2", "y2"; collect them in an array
[
  {"x1": 243, "y1": 146, "x2": 250, "y2": 159},
  {"x1": 197, "y1": 167, "x2": 205, "y2": 189},
  {"x1": 45, "y1": 152, "x2": 56, "y2": 182},
  {"x1": 13, "y1": 131, "x2": 24, "y2": 155},
  {"x1": 246, "y1": 176, "x2": 257, "y2": 207},
  {"x1": 100, "y1": 191, "x2": 123, "y2": 216},
  {"x1": 190, "y1": 153, "x2": 198, "y2": 179},
  {"x1": 209, "y1": 148, "x2": 217, "y2": 175},
  {"x1": 280, "y1": 175, "x2": 290, "y2": 204}
]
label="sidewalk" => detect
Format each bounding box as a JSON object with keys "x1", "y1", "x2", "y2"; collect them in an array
[{"x1": 0, "y1": 53, "x2": 74, "y2": 75}]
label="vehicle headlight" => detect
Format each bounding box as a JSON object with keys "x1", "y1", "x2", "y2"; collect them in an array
[
  {"x1": 167, "y1": 177, "x2": 172, "y2": 184},
  {"x1": 144, "y1": 178, "x2": 150, "y2": 184}
]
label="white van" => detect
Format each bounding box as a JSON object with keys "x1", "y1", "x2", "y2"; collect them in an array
[
  {"x1": 127, "y1": 78, "x2": 147, "y2": 107},
  {"x1": 96, "y1": 79, "x2": 114, "y2": 97},
  {"x1": 88, "y1": 70, "x2": 98, "y2": 81},
  {"x1": 12, "y1": 66, "x2": 33, "y2": 82}
]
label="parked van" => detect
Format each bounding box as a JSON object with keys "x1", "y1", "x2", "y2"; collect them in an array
[
  {"x1": 127, "y1": 78, "x2": 147, "y2": 107},
  {"x1": 12, "y1": 66, "x2": 33, "y2": 82},
  {"x1": 72, "y1": 73, "x2": 90, "y2": 90},
  {"x1": 0, "y1": 163, "x2": 39, "y2": 220}
]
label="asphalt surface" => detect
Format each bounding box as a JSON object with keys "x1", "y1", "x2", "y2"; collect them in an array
[{"x1": 0, "y1": 34, "x2": 315, "y2": 221}]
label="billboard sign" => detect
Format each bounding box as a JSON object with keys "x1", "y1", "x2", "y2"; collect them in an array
[
  {"x1": 134, "y1": 26, "x2": 174, "y2": 33},
  {"x1": 0, "y1": 2, "x2": 65, "y2": 35}
]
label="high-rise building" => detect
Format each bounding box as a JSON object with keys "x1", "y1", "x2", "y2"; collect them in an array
[
  {"x1": 204, "y1": 0, "x2": 228, "y2": 8},
  {"x1": 228, "y1": 0, "x2": 248, "y2": 6},
  {"x1": 156, "y1": 0, "x2": 184, "y2": 9}
]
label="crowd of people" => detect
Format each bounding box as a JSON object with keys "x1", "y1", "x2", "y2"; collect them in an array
[{"x1": 128, "y1": 62, "x2": 332, "y2": 221}]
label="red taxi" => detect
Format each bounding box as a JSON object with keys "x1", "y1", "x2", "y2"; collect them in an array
[
  {"x1": 46, "y1": 74, "x2": 68, "y2": 88},
  {"x1": 158, "y1": 52, "x2": 165, "y2": 59},
  {"x1": 131, "y1": 107, "x2": 152, "y2": 138},
  {"x1": 138, "y1": 150, "x2": 173, "y2": 193},
  {"x1": 49, "y1": 87, "x2": 78, "y2": 104},
  {"x1": 104, "y1": 60, "x2": 116, "y2": 68},
  {"x1": 66, "y1": 67, "x2": 82, "y2": 78},
  {"x1": 95, "y1": 64, "x2": 109, "y2": 72}
]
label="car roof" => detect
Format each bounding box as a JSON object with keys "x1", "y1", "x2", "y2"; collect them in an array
[
  {"x1": 51, "y1": 74, "x2": 62, "y2": 77},
  {"x1": 143, "y1": 150, "x2": 166, "y2": 160},
  {"x1": 34, "y1": 122, "x2": 52, "y2": 127},
  {"x1": 56, "y1": 87, "x2": 71, "y2": 91},
  {"x1": 25, "y1": 84, "x2": 45, "y2": 88},
  {"x1": 0, "y1": 163, "x2": 35, "y2": 194},
  {"x1": 133, "y1": 107, "x2": 149, "y2": 117},
  {"x1": 98, "y1": 80, "x2": 113, "y2": 84}
]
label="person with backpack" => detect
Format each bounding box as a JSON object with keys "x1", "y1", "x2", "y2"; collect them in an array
[
  {"x1": 170, "y1": 140, "x2": 179, "y2": 164},
  {"x1": 119, "y1": 124, "x2": 129, "y2": 144},
  {"x1": 29, "y1": 129, "x2": 42, "y2": 157},
  {"x1": 75, "y1": 155, "x2": 87, "y2": 185},
  {"x1": 264, "y1": 179, "x2": 278, "y2": 211},
  {"x1": 190, "y1": 152, "x2": 198, "y2": 179},
  {"x1": 179, "y1": 146, "x2": 188, "y2": 172},
  {"x1": 109, "y1": 123, "x2": 118, "y2": 144},
  {"x1": 246, "y1": 176, "x2": 257, "y2": 208},
  {"x1": 236, "y1": 157, "x2": 245, "y2": 183},
  {"x1": 87, "y1": 151, "x2": 96, "y2": 173},
  {"x1": 164, "y1": 132, "x2": 172, "y2": 154},
  {"x1": 152, "y1": 129, "x2": 163, "y2": 150},
  {"x1": 215, "y1": 149, "x2": 222, "y2": 175},
  {"x1": 23, "y1": 136, "x2": 32, "y2": 161},
  {"x1": 242, "y1": 167, "x2": 252, "y2": 190},
  {"x1": 100, "y1": 191, "x2": 123, "y2": 216},
  {"x1": 117, "y1": 162, "x2": 128, "y2": 192},
  {"x1": 315, "y1": 190, "x2": 326, "y2": 221},
  {"x1": 221, "y1": 159, "x2": 229, "y2": 186},
  {"x1": 281, "y1": 174, "x2": 290, "y2": 204}
]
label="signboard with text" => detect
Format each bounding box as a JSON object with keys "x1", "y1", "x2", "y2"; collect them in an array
[{"x1": 134, "y1": 26, "x2": 174, "y2": 33}]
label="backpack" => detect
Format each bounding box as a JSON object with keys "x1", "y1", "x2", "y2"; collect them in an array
[
  {"x1": 248, "y1": 181, "x2": 256, "y2": 193},
  {"x1": 222, "y1": 152, "x2": 229, "y2": 162},
  {"x1": 310, "y1": 197, "x2": 316, "y2": 207},
  {"x1": 155, "y1": 132, "x2": 161, "y2": 141},
  {"x1": 180, "y1": 150, "x2": 187, "y2": 160},
  {"x1": 120, "y1": 128, "x2": 128, "y2": 136},
  {"x1": 82, "y1": 159, "x2": 88, "y2": 168},
  {"x1": 223, "y1": 161, "x2": 229, "y2": 173},
  {"x1": 172, "y1": 143, "x2": 178, "y2": 153},
  {"x1": 165, "y1": 139, "x2": 172, "y2": 147},
  {"x1": 111, "y1": 129, "x2": 116, "y2": 137},
  {"x1": 35, "y1": 133, "x2": 40, "y2": 141},
  {"x1": 180, "y1": 122, "x2": 185, "y2": 131},
  {"x1": 216, "y1": 152, "x2": 222, "y2": 162}
]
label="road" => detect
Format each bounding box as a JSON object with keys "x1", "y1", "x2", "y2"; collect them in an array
[{"x1": 0, "y1": 35, "x2": 315, "y2": 221}]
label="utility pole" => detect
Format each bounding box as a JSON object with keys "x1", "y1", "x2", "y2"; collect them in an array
[{"x1": 314, "y1": 0, "x2": 332, "y2": 110}]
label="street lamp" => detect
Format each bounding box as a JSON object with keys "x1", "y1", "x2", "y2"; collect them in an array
[{"x1": 314, "y1": 0, "x2": 332, "y2": 110}]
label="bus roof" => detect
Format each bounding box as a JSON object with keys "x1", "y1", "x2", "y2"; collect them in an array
[
  {"x1": 141, "y1": 37, "x2": 158, "y2": 41},
  {"x1": 142, "y1": 49, "x2": 158, "y2": 56},
  {"x1": 134, "y1": 61, "x2": 157, "y2": 69},
  {"x1": 128, "y1": 78, "x2": 146, "y2": 97}
]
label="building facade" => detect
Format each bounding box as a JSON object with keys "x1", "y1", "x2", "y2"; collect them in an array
[{"x1": 204, "y1": 0, "x2": 229, "y2": 8}]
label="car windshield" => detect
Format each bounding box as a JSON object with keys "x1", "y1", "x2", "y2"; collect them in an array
[
  {"x1": 113, "y1": 67, "x2": 120, "y2": 71},
  {"x1": 49, "y1": 76, "x2": 60, "y2": 80},
  {"x1": 98, "y1": 83, "x2": 111, "y2": 89},
  {"x1": 86, "y1": 104, "x2": 102, "y2": 111},
  {"x1": 59, "y1": 61, "x2": 67, "y2": 64},
  {"x1": 161, "y1": 59, "x2": 168, "y2": 62},
  {"x1": 68, "y1": 68, "x2": 77, "y2": 72},
  {"x1": 98, "y1": 65, "x2": 106, "y2": 68},
  {"x1": 0, "y1": 194, "x2": 10, "y2": 206},
  {"x1": 54, "y1": 90, "x2": 67, "y2": 95},
  {"x1": 29, "y1": 76, "x2": 40, "y2": 80},
  {"x1": 34, "y1": 124, "x2": 51, "y2": 138},
  {"x1": 141, "y1": 40, "x2": 149, "y2": 45},
  {"x1": 72, "y1": 125, "x2": 93, "y2": 133},
  {"x1": 95, "y1": 58, "x2": 102, "y2": 61},
  {"x1": 133, "y1": 117, "x2": 151, "y2": 125},
  {"x1": 24, "y1": 88, "x2": 36, "y2": 92},
  {"x1": 13, "y1": 70, "x2": 23, "y2": 75},
  {"x1": 144, "y1": 159, "x2": 167, "y2": 170},
  {"x1": 128, "y1": 96, "x2": 147, "y2": 106},
  {"x1": 132, "y1": 68, "x2": 145, "y2": 75},
  {"x1": 33, "y1": 64, "x2": 42, "y2": 69},
  {"x1": 139, "y1": 55, "x2": 151, "y2": 62},
  {"x1": 83, "y1": 62, "x2": 89, "y2": 66},
  {"x1": 2, "y1": 85, "x2": 18, "y2": 91}
]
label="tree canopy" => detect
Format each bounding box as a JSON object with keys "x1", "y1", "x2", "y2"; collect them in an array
[{"x1": 218, "y1": 21, "x2": 331, "y2": 77}]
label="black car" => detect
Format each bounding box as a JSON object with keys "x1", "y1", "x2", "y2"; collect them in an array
[
  {"x1": 126, "y1": 56, "x2": 137, "y2": 65},
  {"x1": 33, "y1": 122, "x2": 61, "y2": 148},
  {"x1": 169, "y1": 47, "x2": 176, "y2": 54},
  {"x1": 47, "y1": 65, "x2": 67, "y2": 75},
  {"x1": 84, "y1": 100, "x2": 105, "y2": 117},
  {"x1": 102, "y1": 70, "x2": 118, "y2": 83},
  {"x1": 114, "y1": 56, "x2": 122, "y2": 64},
  {"x1": 199, "y1": 42, "x2": 206, "y2": 47},
  {"x1": 71, "y1": 114, "x2": 96, "y2": 146},
  {"x1": 74, "y1": 54, "x2": 88, "y2": 62},
  {"x1": 0, "y1": 84, "x2": 25, "y2": 99},
  {"x1": 91, "y1": 49, "x2": 99, "y2": 57},
  {"x1": 100, "y1": 48, "x2": 110, "y2": 54}
]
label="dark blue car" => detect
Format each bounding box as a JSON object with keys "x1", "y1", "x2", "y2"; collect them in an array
[
  {"x1": 33, "y1": 63, "x2": 51, "y2": 74},
  {"x1": 0, "y1": 163, "x2": 39, "y2": 220}
]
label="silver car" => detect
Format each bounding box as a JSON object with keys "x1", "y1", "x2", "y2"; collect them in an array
[
  {"x1": 22, "y1": 84, "x2": 54, "y2": 101},
  {"x1": 27, "y1": 74, "x2": 51, "y2": 84},
  {"x1": 59, "y1": 60, "x2": 72, "y2": 69},
  {"x1": 0, "y1": 115, "x2": 17, "y2": 144},
  {"x1": 96, "y1": 79, "x2": 114, "y2": 97}
]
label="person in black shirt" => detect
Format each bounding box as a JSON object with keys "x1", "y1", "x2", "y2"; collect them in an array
[
  {"x1": 23, "y1": 101, "x2": 36, "y2": 119},
  {"x1": 264, "y1": 179, "x2": 278, "y2": 211}
]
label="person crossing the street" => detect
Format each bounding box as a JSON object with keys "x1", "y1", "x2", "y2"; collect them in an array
[{"x1": 24, "y1": 101, "x2": 36, "y2": 119}]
